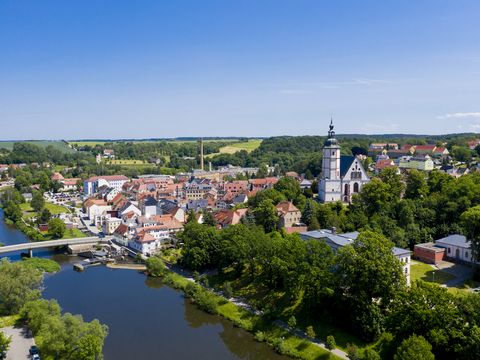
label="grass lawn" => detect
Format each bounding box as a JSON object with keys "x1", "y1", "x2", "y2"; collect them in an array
[
  {"x1": 20, "y1": 203, "x2": 70, "y2": 220},
  {"x1": 62, "y1": 228, "x2": 87, "y2": 239},
  {"x1": 410, "y1": 261, "x2": 456, "y2": 285}
]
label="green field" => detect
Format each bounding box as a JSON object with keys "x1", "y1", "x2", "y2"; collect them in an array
[
  {"x1": 20, "y1": 202, "x2": 70, "y2": 219},
  {"x1": 62, "y1": 228, "x2": 87, "y2": 239},
  {"x1": 206, "y1": 139, "x2": 262, "y2": 157},
  {"x1": 0, "y1": 140, "x2": 74, "y2": 153}
]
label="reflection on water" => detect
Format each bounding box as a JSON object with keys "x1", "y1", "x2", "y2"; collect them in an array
[
  {"x1": 42, "y1": 266, "x2": 287, "y2": 360},
  {"x1": 1, "y1": 211, "x2": 287, "y2": 360}
]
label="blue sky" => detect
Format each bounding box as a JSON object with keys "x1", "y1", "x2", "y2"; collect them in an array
[{"x1": 1, "y1": 0, "x2": 479, "y2": 140}]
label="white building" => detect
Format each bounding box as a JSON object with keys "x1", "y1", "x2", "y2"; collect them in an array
[
  {"x1": 103, "y1": 217, "x2": 122, "y2": 235},
  {"x1": 436, "y1": 234, "x2": 478, "y2": 264},
  {"x1": 301, "y1": 229, "x2": 411, "y2": 286},
  {"x1": 83, "y1": 175, "x2": 129, "y2": 196},
  {"x1": 318, "y1": 120, "x2": 370, "y2": 203}
]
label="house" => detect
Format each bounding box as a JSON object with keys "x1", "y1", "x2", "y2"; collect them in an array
[
  {"x1": 113, "y1": 223, "x2": 130, "y2": 246},
  {"x1": 184, "y1": 179, "x2": 213, "y2": 200},
  {"x1": 435, "y1": 234, "x2": 477, "y2": 264},
  {"x1": 301, "y1": 229, "x2": 412, "y2": 285},
  {"x1": 318, "y1": 120, "x2": 370, "y2": 203},
  {"x1": 213, "y1": 208, "x2": 248, "y2": 228},
  {"x1": 413, "y1": 242, "x2": 446, "y2": 264},
  {"x1": 83, "y1": 199, "x2": 111, "y2": 223},
  {"x1": 61, "y1": 178, "x2": 80, "y2": 192},
  {"x1": 249, "y1": 177, "x2": 278, "y2": 191},
  {"x1": 157, "y1": 199, "x2": 186, "y2": 223},
  {"x1": 103, "y1": 149, "x2": 115, "y2": 159},
  {"x1": 141, "y1": 196, "x2": 158, "y2": 217},
  {"x1": 103, "y1": 217, "x2": 122, "y2": 235},
  {"x1": 23, "y1": 193, "x2": 33, "y2": 202},
  {"x1": 299, "y1": 179, "x2": 313, "y2": 190},
  {"x1": 186, "y1": 199, "x2": 209, "y2": 212},
  {"x1": 117, "y1": 202, "x2": 141, "y2": 218},
  {"x1": 224, "y1": 181, "x2": 249, "y2": 195},
  {"x1": 51, "y1": 172, "x2": 64, "y2": 182},
  {"x1": 375, "y1": 159, "x2": 396, "y2": 174},
  {"x1": 397, "y1": 155, "x2": 434, "y2": 171},
  {"x1": 83, "y1": 175, "x2": 129, "y2": 196},
  {"x1": 369, "y1": 143, "x2": 399, "y2": 150},
  {"x1": 276, "y1": 201, "x2": 302, "y2": 229},
  {"x1": 129, "y1": 232, "x2": 158, "y2": 256}
]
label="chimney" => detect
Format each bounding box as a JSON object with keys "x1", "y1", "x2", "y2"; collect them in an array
[
  {"x1": 331, "y1": 227, "x2": 337, "y2": 234},
  {"x1": 200, "y1": 139, "x2": 204, "y2": 171}
]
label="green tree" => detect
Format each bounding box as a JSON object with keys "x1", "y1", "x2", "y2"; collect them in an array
[
  {"x1": 31, "y1": 190, "x2": 45, "y2": 213},
  {"x1": 326, "y1": 335, "x2": 336, "y2": 350},
  {"x1": 394, "y1": 335, "x2": 434, "y2": 360},
  {"x1": 38, "y1": 208, "x2": 52, "y2": 224},
  {"x1": 378, "y1": 167, "x2": 404, "y2": 199},
  {"x1": 145, "y1": 256, "x2": 167, "y2": 277},
  {"x1": 0, "y1": 259, "x2": 42, "y2": 315},
  {"x1": 461, "y1": 205, "x2": 480, "y2": 261},
  {"x1": 362, "y1": 348, "x2": 381, "y2": 360},
  {"x1": 287, "y1": 315, "x2": 297, "y2": 329},
  {"x1": 0, "y1": 332, "x2": 11, "y2": 355},
  {"x1": 306, "y1": 325, "x2": 316, "y2": 339},
  {"x1": 202, "y1": 211, "x2": 216, "y2": 227},
  {"x1": 404, "y1": 170, "x2": 428, "y2": 199},
  {"x1": 253, "y1": 199, "x2": 279, "y2": 233},
  {"x1": 48, "y1": 218, "x2": 66, "y2": 239}
]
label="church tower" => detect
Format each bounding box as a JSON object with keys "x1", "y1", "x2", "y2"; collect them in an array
[
  {"x1": 319, "y1": 119, "x2": 342, "y2": 202},
  {"x1": 322, "y1": 119, "x2": 341, "y2": 180}
]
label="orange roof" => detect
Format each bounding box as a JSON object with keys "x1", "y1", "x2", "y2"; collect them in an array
[
  {"x1": 276, "y1": 201, "x2": 300, "y2": 214},
  {"x1": 84, "y1": 198, "x2": 108, "y2": 208}
]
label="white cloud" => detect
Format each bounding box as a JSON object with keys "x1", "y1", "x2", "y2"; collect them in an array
[{"x1": 437, "y1": 112, "x2": 480, "y2": 119}]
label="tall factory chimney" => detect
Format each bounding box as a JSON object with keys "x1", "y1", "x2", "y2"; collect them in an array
[{"x1": 200, "y1": 138, "x2": 204, "y2": 171}]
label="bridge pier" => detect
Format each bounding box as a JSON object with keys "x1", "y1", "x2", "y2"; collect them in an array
[{"x1": 28, "y1": 249, "x2": 33, "y2": 258}]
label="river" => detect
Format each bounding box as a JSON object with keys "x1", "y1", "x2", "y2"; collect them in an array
[{"x1": 0, "y1": 209, "x2": 286, "y2": 360}]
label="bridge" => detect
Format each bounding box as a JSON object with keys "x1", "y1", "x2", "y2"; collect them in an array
[{"x1": 0, "y1": 236, "x2": 111, "y2": 257}]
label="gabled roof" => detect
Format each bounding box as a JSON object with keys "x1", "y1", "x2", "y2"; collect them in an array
[
  {"x1": 276, "y1": 201, "x2": 300, "y2": 214},
  {"x1": 340, "y1": 155, "x2": 356, "y2": 177},
  {"x1": 436, "y1": 234, "x2": 470, "y2": 248},
  {"x1": 143, "y1": 196, "x2": 157, "y2": 207}
]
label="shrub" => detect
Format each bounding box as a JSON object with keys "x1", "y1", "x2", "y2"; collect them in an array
[
  {"x1": 346, "y1": 343, "x2": 360, "y2": 360},
  {"x1": 306, "y1": 325, "x2": 316, "y2": 339},
  {"x1": 287, "y1": 315, "x2": 297, "y2": 329},
  {"x1": 223, "y1": 282, "x2": 233, "y2": 299},
  {"x1": 255, "y1": 331, "x2": 266, "y2": 342},
  {"x1": 326, "y1": 335, "x2": 336, "y2": 350}
]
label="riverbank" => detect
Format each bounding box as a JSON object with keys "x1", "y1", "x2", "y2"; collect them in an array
[
  {"x1": 106, "y1": 262, "x2": 146, "y2": 271},
  {"x1": 154, "y1": 264, "x2": 346, "y2": 360}
]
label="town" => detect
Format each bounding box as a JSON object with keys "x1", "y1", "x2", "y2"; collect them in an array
[{"x1": 2, "y1": 122, "x2": 480, "y2": 359}]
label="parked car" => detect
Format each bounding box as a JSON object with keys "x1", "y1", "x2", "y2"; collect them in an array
[
  {"x1": 29, "y1": 345, "x2": 39, "y2": 356},
  {"x1": 32, "y1": 354, "x2": 41, "y2": 360}
]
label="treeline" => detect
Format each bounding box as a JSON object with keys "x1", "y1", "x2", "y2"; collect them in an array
[
  {"x1": 209, "y1": 133, "x2": 479, "y2": 176},
  {"x1": 177, "y1": 222, "x2": 480, "y2": 359},
  {"x1": 0, "y1": 259, "x2": 108, "y2": 359},
  {"x1": 77, "y1": 140, "x2": 231, "y2": 160},
  {"x1": 1, "y1": 142, "x2": 92, "y2": 165}
]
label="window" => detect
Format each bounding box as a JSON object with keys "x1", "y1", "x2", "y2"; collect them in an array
[
  {"x1": 466, "y1": 252, "x2": 469, "y2": 259},
  {"x1": 448, "y1": 248, "x2": 451, "y2": 254},
  {"x1": 353, "y1": 182, "x2": 359, "y2": 193},
  {"x1": 405, "y1": 268, "x2": 408, "y2": 274}
]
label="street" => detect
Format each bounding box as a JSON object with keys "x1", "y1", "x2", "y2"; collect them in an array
[{"x1": 1, "y1": 326, "x2": 35, "y2": 360}]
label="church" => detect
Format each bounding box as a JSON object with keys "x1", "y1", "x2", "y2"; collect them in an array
[{"x1": 318, "y1": 120, "x2": 370, "y2": 203}]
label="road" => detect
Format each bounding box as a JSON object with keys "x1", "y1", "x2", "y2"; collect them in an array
[{"x1": 1, "y1": 326, "x2": 35, "y2": 360}]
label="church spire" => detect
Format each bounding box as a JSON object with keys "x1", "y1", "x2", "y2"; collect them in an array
[{"x1": 324, "y1": 118, "x2": 339, "y2": 146}]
